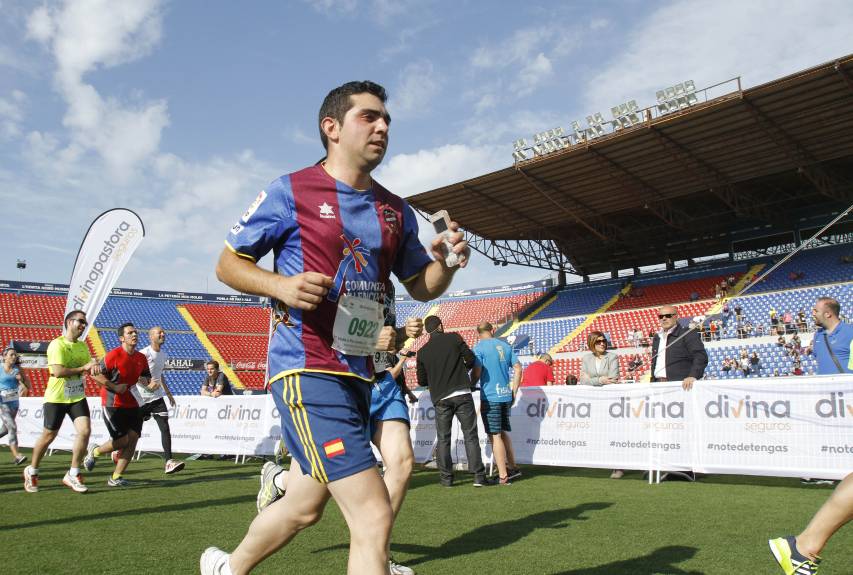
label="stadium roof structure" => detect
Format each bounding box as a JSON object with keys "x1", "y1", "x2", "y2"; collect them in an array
[{"x1": 407, "y1": 54, "x2": 853, "y2": 277}]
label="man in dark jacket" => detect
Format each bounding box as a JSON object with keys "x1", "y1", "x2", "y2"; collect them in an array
[
  {"x1": 416, "y1": 316, "x2": 488, "y2": 487},
  {"x1": 650, "y1": 305, "x2": 708, "y2": 390}
]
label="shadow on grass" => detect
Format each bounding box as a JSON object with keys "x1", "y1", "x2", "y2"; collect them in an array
[
  {"x1": 0, "y1": 493, "x2": 253, "y2": 531},
  {"x1": 314, "y1": 502, "x2": 613, "y2": 566},
  {"x1": 550, "y1": 545, "x2": 702, "y2": 575}
]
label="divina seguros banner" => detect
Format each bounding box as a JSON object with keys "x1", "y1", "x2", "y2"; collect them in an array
[{"x1": 6, "y1": 376, "x2": 851, "y2": 480}]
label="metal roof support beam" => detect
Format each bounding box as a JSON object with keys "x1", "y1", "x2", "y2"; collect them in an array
[
  {"x1": 458, "y1": 183, "x2": 552, "y2": 237},
  {"x1": 464, "y1": 232, "x2": 576, "y2": 273},
  {"x1": 742, "y1": 98, "x2": 852, "y2": 203},
  {"x1": 835, "y1": 60, "x2": 853, "y2": 96},
  {"x1": 515, "y1": 167, "x2": 614, "y2": 242},
  {"x1": 586, "y1": 147, "x2": 688, "y2": 231}
]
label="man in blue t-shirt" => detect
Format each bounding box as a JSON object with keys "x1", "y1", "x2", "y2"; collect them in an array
[
  {"x1": 811, "y1": 297, "x2": 853, "y2": 375},
  {"x1": 471, "y1": 322, "x2": 521, "y2": 485},
  {"x1": 768, "y1": 296, "x2": 853, "y2": 575}
]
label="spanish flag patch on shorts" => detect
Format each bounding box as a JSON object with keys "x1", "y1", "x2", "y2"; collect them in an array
[{"x1": 323, "y1": 438, "x2": 346, "y2": 458}]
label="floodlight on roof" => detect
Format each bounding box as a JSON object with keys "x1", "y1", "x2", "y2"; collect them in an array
[
  {"x1": 684, "y1": 80, "x2": 696, "y2": 93},
  {"x1": 674, "y1": 82, "x2": 685, "y2": 96},
  {"x1": 627, "y1": 112, "x2": 642, "y2": 124},
  {"x1": 571, "y1": 120, "x2": 582, "y2": 131},
  {"x1": 628, "y1": 100, "x2": 638, "y2": 112},
  {"x1": 610, "y1": 106, "x2": 621, "y2": 119},
  {"x1": 665, "y1": 87, "x2": 676, "y2": 99},
  {"x1": 554, "y1": 126, "x2": 564, "y2": 137},
  {"x1": 532, "y1": 144, "x2": 544, "y2": 156},
  {"x1": 593, "y1": 112, "x2": 605, "y2": 124},
  {"x1": 656, "y1": 90, "x2": 666, "y2": 103},
  {"x1": 512, "y1": 150, "x2": 527, "y2": 162},
  {"x1": 686, "y1": 92, "x2": 698, "y2": 105}
]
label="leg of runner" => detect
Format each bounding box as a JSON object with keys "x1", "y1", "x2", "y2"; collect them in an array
[
  {"x1": 502, "y1": 431, "x2": 517, "y2": 471},
  {"x1": 326, "y1": 466, "x2": 393, "y2": 575},
  {"x1": 227, "y1": 461, "x2": 330, "y2": 574},
  {"x1": 489, "y1": 433, "x2": 509, "y2": 479},
  {"x1": 374, "y1": 419, "x2": 414, "y2": 574},
  {"x1": 113, "y1": 430, "x2": 139, "y2": 477},
  {"x1": 30, "y1": 428, "x2": 58, "y2": 469},
  {"x1": 795, "y1": 472, "x2": 853, "y2": 559},
  {"x1": 70, "y1": 415, "x2": 90, "y2": 470}
]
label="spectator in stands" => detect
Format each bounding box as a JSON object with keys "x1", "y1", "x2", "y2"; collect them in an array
[
  {"x1": 797, "y1": 310, "x2": 808, "y2": 333},
  {"x1": 777, "y1": 335, "x2": 786, "y2": 347},
  {"x1": 0, "y1": 347, "x2": 32, "y2": 465},
  {"x1": 791, "y1": 333, "x2": 803, "y2": 354},
  {"x1": 650, "y1": 305, "x2": 708, "y2": 392},
  {"x1": 783, "y1": 310, "x2": 795, "y2": 333},
  {"x1": 471, "y1": 322, "x2": 521, "y2": 485},
  {"x1": 721, "y1": 357, "x2": 733, "y2": 372},
  {"x1": 750, "y1": 351, "x2": 761, "y2": 367},
  {"x1": 200, "y1": 360, "x2": 232, "y2": 397},
  {"x1": 727, "y1": 274, "x2": 736, "y2": 287},
  {"x1": 521, "y1": 353, "x2": 555, "y2": 387},
  {"x1": 734, "y1": 304, "x2": 744, "y2": 324},
  {"x1": 756, "y1": 324, "x2": 766, "y2": 337},
  {"x1": 416, "y1": 316, "x2": 487, "y2": 487},
  {"x1": 564, "y1": 374, "x2": 578, "y2": 385},
  {"x1": 579, "y1": 331, "x2": 619, "y2": 387},
  {"x1": 627, "y1": 354, "x2": 643, "y2": 375},
  {"x1": 811, "y1": 296, "x2": 853, "y2": 375},
  {"x1": 24, "y1": 310, "x2": 101, "y2": 494},
  {"x1": 738, "y1": 350, "x2": 751, "y2": 376},
  {"x1": 792, "y1": 360, "x2": 804, "y2": 376}
]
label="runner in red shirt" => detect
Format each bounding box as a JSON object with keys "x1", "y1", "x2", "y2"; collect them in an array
[
  {"x1": 84, "y1": 322, "x2": 150, "y2": 487},
  {"x1": 521, "y1": 353, "x2": 555, "y2": 387}
]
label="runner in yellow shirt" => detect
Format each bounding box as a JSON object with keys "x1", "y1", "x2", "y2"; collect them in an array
[{"x1": 23, "y1": 310, "x2": 102, "y2": 494}]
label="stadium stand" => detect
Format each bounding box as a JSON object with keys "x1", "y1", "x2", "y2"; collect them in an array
[
  {"x1": 511, "y1": 317, "x2": 586, "y2": 355},
  {"x1": 532, "y1": 283, "x2": 621, "y2": 320},
  {"x1": 208, "y1": 334, "x2": 268, "y2": 364},
  {"x1": 99, "y1": 331, "x2": 210, "y2": 360},
  {"x1": 609, "y1": 273, "x2": 742, "y2": 312},
  {"x1": 97, "y1": 297, "x2": 190, "y2": 330},
  {"x1": 183, "y1": 303, "x2": 269, "y2": 334},
  {"x1": 0, "y1": 293, "x2": 64, "y2": 325},
  {"x1": 750, "y1": 243, "x2": 853, "y2": 293}
]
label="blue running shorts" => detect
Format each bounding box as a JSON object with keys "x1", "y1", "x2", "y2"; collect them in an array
[
  {"x1": 369, "y1": 371, "x2": 411, "y2": 439},
  {"x1": 480, "y1": 399, "x2": 512, "y2": 434},
  {"x1": 270, "y1": 372, "x2": 376, "y2": 483}
]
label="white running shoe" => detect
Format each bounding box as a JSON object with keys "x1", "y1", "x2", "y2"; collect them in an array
[
  {"x1": 62, "y1": 472, "x2": 89, "y2": 493},
  {"x1": 83, "y1": 443, "x2": 97, "y2": 472},
  {"x1": 257, "y1": 461, "x2": 286, "y2": 513},
  {"x1": 165, "y1": 459, "x2": 185, "y2": 474},
  {"x1": 389, "y1": 557, "x2": 415, "y2": 575},
  {"x1": 200, "y1": 547, "x2": 233, "y2": 575},
  {"x1": 23, "y1": 465, "x2": 38, "y2": 493}
]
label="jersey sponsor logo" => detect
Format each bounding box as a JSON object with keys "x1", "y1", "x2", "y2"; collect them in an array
[
  {"x1": 323, "y1": 438, "x2": 346, "y2": 458},
  {"x1": 319, "y1": 202, "x2": 336, "y2": 219},
  {"x1": 328, "y1": 234, "x2": 370, "y2": 303},
  {"x1": 230, "y1": 223, "x2": 244, "y2": 235},
  {"x1": 241, "y1": 190, "x2": 267, "y2": 223},
  {"x1": 382, "y1": 206, "x2": 398, "y2": 233}
]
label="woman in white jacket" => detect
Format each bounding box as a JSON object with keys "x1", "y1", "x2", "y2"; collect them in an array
[
  {"x1": 579, "y1": 331, "x2": 619, "y2": 386},
  {"x1": 579, "y1": 331, "x2": 623, "y2": 479}
]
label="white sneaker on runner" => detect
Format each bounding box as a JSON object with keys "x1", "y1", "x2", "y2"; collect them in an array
[
  {"x1": 389, "y1": 557, "x2": 415, "y2": 575},
  {"x1": 83, "y1": 443, "x2": 97, "y2": 472},
  {"x1": 62, "y1": 471, "x2": 89, "y2": 493},
  {"x1": 165, "y1": 459, "x2": 185, "y2": 474},
  {"x1": 23, "y1": 465, "x2": 38, "y2": 493},
  {"x1": 200, "y1": 546, "x2": 233, "y2": 575}
]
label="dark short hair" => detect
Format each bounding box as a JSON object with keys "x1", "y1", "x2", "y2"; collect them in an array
[
  {"x1": 565, "y1": 374, "x2": 578, "y2": 385},
  {"x1": 817, "y1": 297, "x2": 841, "y2": 317},
  {"x1": 64, "y1": 310, "x2": 86, "y2": 328},
  {"x1": 117, "y1": 323, "x2": 135, "y2": 338},
  {"x1": 205, "y1": 360, "x2": 219, "y2": 370},
  {"x1": 424, "y1": 315, "x2": 442, "y2": 334},
  {"x1": 318, "y1": 81, "x2": 388, "y2": 150},
  {"x1": 477, "y1": 321, "x2": 493, "y2": 334}
]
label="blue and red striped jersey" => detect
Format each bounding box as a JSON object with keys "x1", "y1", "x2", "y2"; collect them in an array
[{"x1": 225, "y1": 165, "x2": 432, "y2": 383}]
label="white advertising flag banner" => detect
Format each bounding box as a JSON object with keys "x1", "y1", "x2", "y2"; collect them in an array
[
  {"x1": 6, "y1": 376, "x2": 852, "y2": 479},
  {"x1": 64, "y1": 209, "x2": 145, "y2": 337}
]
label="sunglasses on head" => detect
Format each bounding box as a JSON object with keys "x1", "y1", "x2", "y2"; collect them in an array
[{"x1": 658, "y1": 313, "x2": 675, "y2": 319}]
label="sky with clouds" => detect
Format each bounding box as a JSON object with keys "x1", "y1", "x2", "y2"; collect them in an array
[{"x1": 1, "y1": 0, "x2": 852, "y2": 296}]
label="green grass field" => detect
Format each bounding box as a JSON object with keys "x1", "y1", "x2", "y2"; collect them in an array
[{"x1": 2, "y1": 449, "x2": 850, "y2": 574}]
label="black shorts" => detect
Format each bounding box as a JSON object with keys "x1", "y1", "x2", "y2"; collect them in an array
[
  {"x1": 102, "y1": 407, "x2": 143, "y2": 440},
  {"x1": 139, "y1": 398, "x2": 169, "y2": 421},
  {"x1": 43, "y1": 399, "x2": 90, "y2": 431}
]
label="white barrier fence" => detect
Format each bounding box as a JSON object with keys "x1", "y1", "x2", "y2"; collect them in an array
[{"x1": 4, "y1": 376, "x2": 852, "y2": 479}]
